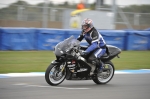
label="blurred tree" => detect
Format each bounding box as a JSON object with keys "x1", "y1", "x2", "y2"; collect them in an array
[
  {"x1": 90, "y1": 3, "x2": 96, "y2": 10},
  {"x1": 37, "y1": 3, "x2": 44, "y2": 7},
  {"x1": 64, "y1": 1, "x2": 69, "y2": 7},
  {"x1": 14, "y1": 0, "x2": 29, "y2": 5},
  {"x1": 122, "y1": 5, "x2": 150, "y2": 13},
  {"x1": 48, "y1": 1, "x2": 54, "y2": 7}
]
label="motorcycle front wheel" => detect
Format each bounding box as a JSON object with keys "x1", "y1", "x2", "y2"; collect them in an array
[
  {"x1": 92, "y1": 61, "x2": 115, "y2": 84},
  {"x1": 45, "y1": 62, "x2": 66, "y2": 86}
]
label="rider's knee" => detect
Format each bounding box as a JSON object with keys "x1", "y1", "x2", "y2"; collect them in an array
[{"x1": 88, "y1": 55, "x2": 97, "y2": 64}]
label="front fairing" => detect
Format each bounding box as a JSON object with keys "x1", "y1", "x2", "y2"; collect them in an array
[{"x1": 54, "y1": 36, "x2": 80, "y2": 56}]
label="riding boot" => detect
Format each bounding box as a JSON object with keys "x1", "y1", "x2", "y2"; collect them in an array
[
  {"x1": 99, "y1": 60, "x2": 104, "y2": 69},
  {"x1": 91, "y1": 59, "x2": 104, "y2": 74},
  {"x1": 96, "y1": 59, "x2": 104, "y2": 73}
]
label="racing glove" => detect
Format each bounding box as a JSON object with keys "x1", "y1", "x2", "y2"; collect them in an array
[{"x1": 80, "y1": 51, "x2": 89, "y2": 56}]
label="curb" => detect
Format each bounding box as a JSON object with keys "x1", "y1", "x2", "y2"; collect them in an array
[{"x1": 0, "y1": 69, "x2": 150, "y2": 78}]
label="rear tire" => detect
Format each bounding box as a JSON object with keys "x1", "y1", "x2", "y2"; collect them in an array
[
  {"x1": 92, "y1": 61, "x2": 115, "y2": 84},
  {"x1": 45, "y1": 62, "x2": 66, "y2": 86}
]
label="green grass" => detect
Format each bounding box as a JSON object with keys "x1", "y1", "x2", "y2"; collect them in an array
[
  {"x1": 0, "y1": 51, "x2": 55, "y2": 73},
  {"x1": 0, "y1": 51, "x2": 150, "y2": 73},
  {"x1": 112, "y1": 51, "x2": 150, "y2": 70}
]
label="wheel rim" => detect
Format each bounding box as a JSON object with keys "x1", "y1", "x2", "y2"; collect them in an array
[
  {"x1": 97, "y1": 63, "x2": 114, "y2": 83},
  {"x1": 49, "y1": 64, "x2": 66, "y2": 84}
]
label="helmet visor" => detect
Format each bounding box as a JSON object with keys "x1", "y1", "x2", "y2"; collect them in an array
[{"x1": 82, "y1": 25, "x2": 89, "y2": 31}]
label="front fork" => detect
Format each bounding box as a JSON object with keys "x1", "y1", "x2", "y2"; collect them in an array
[
  {"x1": 50, "y1": 60, "x2": 66, "y2": 77},
  {"x1": 58, "y1": 62, "x2": 66, "y2": 76}
]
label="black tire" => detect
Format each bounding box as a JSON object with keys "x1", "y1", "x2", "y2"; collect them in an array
[
  {"x1": 45, "y1": 63, "x2": 66, "y2": 86},
  {"x1": 92, "y1": 61, "x2": 115, "y2": 84}
]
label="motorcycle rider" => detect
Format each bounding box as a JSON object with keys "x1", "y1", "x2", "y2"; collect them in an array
[{"x1": 77, "y1": 18, "x2": 106, "y2": 73}]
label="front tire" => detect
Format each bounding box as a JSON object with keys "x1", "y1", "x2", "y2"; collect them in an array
[
  {"x1": 45, "y1": 62, "x2": 66, "y2": 86},
  {"x1": 92, "y1": 61, "x2": 115, "y2": 84}
]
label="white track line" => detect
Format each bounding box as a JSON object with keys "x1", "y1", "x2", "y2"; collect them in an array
[{"x1": 13, "y1": 83, "x2": 90, "y2": 90}]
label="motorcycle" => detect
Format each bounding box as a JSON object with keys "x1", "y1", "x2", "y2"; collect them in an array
[{"x1": 45, "y1": 36, "x2": 121, "y2": 86}]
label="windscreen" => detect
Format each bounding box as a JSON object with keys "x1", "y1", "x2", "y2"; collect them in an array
[{"x1": 54, "y1": 36, "x2": 80, "y2": 56}]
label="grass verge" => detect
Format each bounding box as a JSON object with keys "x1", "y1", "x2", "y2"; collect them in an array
[{"x1": 0, "y1": 51, "x2": 150, "y2": 73}]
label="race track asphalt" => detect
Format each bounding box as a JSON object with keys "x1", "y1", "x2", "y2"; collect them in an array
[{"x1": 0, "y1": 74, "x2": 150, "y2": 99}]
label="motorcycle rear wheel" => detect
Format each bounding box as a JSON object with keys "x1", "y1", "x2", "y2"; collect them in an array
[
  {"x1": 45, "y1": 62, "x2": 66, "y2": 86},
  {"x1": 92, "y1": 61, "x2": 115, "y2": 84}
]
